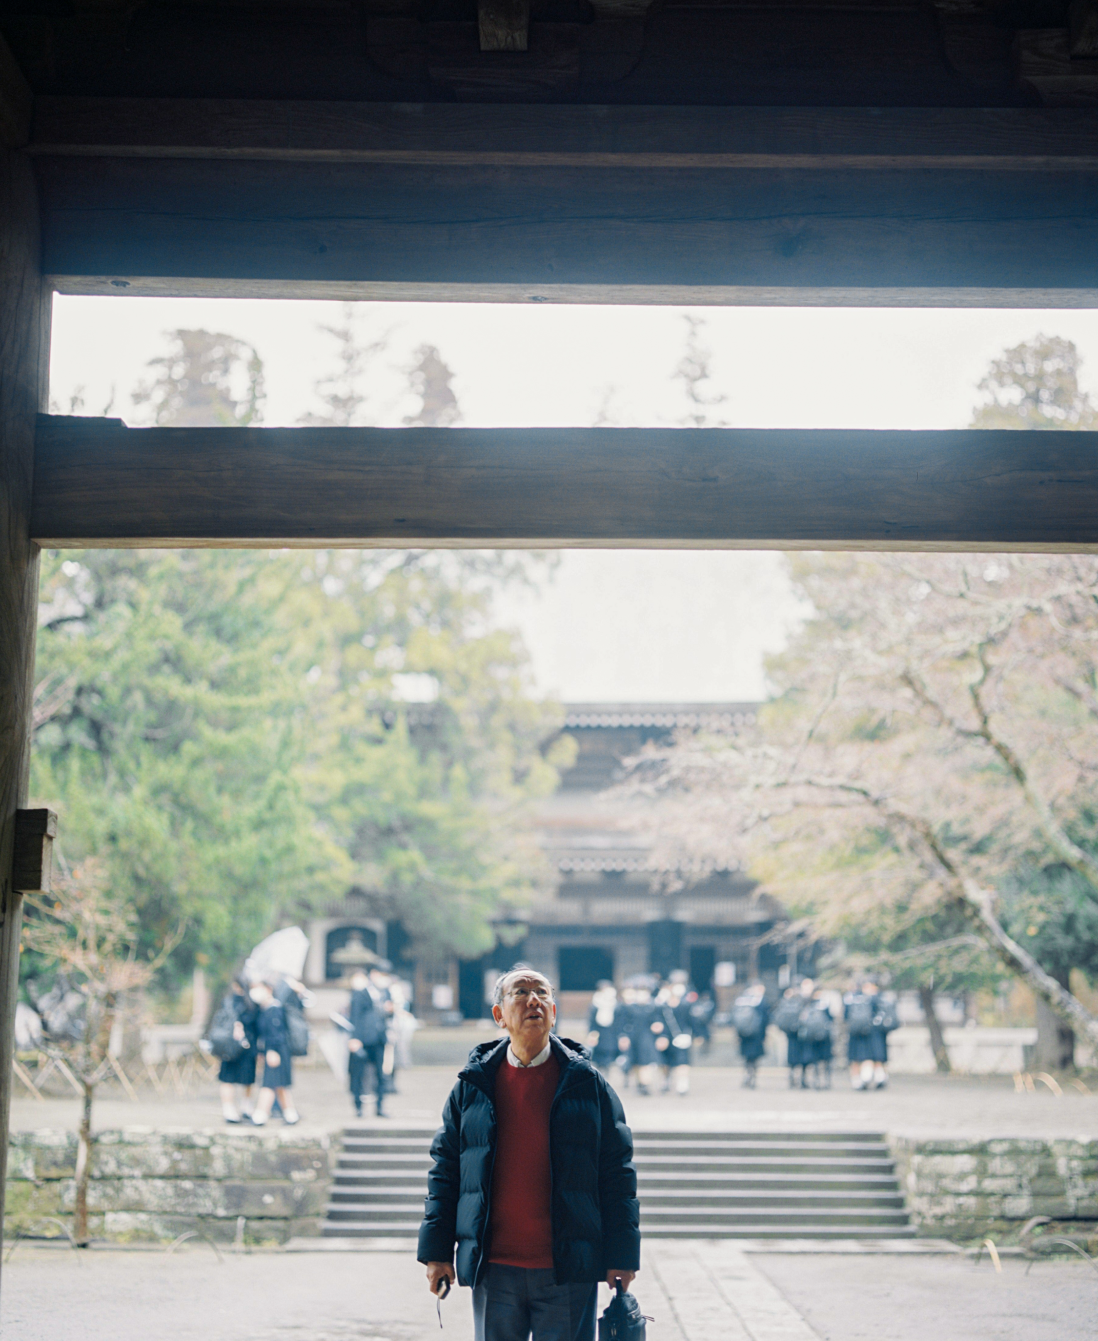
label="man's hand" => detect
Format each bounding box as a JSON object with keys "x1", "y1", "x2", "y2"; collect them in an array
[
  {"x1": 426, "y1": 1262, "x2": 456, "y2": 1295},
  {"x1": 605, "y1": 1270, "x2": 636, "y2": 1292}
]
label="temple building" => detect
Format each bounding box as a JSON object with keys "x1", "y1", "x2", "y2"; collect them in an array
[
  {"x1": 454, "y1": 703, "x2": 796, "y2": 1020},
  {"x1": 301, "y1": 702, "x2": 799, "y2": 1022}
]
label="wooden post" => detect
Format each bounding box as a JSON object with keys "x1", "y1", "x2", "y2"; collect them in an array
[{"x1": 0, "y1": 37, "x2": 48, "y2": 1287}]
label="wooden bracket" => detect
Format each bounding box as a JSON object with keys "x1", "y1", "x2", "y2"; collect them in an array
[
  {"x1": 12, "y1": 809, "x2": 57, "y2": 895},
  {"x1": 479, "y1": 0, "x2": 530, "y2": 51},
  {"x1": 1070, "y1": 0, "x2": 1098, "y2": 57}
]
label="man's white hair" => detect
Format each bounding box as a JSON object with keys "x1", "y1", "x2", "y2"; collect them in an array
[{"x1": 491, "y1": 964, "x2": 555, "y2": 1008}]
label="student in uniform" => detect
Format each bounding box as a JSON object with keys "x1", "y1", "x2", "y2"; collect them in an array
[
  {"x1": 215, "y1": 977, "x2": 259, "y2": 1123},
  {"x1": 585, "y1": 980, "x2": 620, "y2": 1074},
  {"x1": 662, "y1": 971, "x2": 695, "y2": 1096},
  {"x1": 732, "y1": 981, "x2": 769, "y2": 1089},
  {"x1": 250, "y1": 979, "x2": 300, "y2": 1125},
  {"x1": 772, "y1": 985, "x2": 806, "y2": 1089},
  {"x1": 348, "y1": 967, "x2": 390, "y2": 1117},
  {"x1": 867, "y1": 982, "x2": 899, "y2": 1090},
  {"x1": 843, "y1": 980, "x2": 876, "y2": 1090},
  {"x1": 800, "y1": 987, "x2": 834, "y2": 1090}
]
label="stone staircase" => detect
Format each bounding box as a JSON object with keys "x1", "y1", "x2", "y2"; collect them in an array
[{"x1": 321, "y1": 1127, "x2": 914, "y2": 1240}]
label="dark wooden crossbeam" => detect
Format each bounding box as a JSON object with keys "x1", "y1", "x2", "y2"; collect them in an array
[
  {"x1": 28, "y1": 101, "x2": 1098, "y2": 167},
  {"x1": 31, "y1": 416, "x2": 1098, "y2": 550},
  {"x1": 30, "y1": 103, "x2": 1098, "y2": 301}
]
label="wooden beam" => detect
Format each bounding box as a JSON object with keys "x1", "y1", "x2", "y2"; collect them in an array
[
  {"x1": 478, "y1": 0, "x2": 530, "y2": 52},
  {"x1": 0, "y1": 144, "x2": 48, "y2": 1293},
  {"x1": 0, "y1": 34, "x2": 31, "y2": 149},
  {"x1": 30, "y1": 416, "x2": 1098, "y2": 550},
  {"x1": 27, "y1": 100, "x2": 1098, "y2": 168},
  {"x1": 33, "y1": 154, "x2": 1098, "y2": 297},
  {"x1": 12, "y1": 809, "x2": 57, "y2": 896}
]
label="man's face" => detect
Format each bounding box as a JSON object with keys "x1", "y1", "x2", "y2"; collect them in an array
[{"x1": 492, "y1": 973, "x2": 556, "y2": 1050}]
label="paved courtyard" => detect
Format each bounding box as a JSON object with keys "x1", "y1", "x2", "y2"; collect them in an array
[
  {"x1": 3, "y1": 1239, "x2": 1096, "y2": 1341},
  {"x1": 10, "y1": 1061, "x2": 1098, "y2": 1142}
]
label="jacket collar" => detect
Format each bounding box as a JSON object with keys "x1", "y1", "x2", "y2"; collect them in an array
[{"x1": 459, "y1": 1033, "x2": 593, "y2": 1100}]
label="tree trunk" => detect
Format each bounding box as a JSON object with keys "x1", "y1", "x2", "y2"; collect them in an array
[
  {"x1": 1034, "y1": 993, "x2": 1075, "y2": 1072},
  {"x1": 918, "y1": 984, "x2": 952, "y2": 1073},
  {"x1": 953, "y1": 882, "x2": 1098, "y2": 1051},
  {"x1": 73, "y1": 1079, "x2": 93, "y2": 1246}
]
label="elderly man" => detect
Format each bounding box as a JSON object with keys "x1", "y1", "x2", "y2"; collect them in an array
[{"x1": 418, "y1": 966, "x2": 640, "y2": 1341}]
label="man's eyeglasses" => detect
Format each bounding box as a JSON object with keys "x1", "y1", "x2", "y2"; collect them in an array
[{"x1": 505, "y1": 984, "x2": 554, "y2": 1002}]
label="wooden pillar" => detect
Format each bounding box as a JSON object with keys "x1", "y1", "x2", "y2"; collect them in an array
[{"x1": 0, "y1": 38, "x2": 48, "y2": 1285}]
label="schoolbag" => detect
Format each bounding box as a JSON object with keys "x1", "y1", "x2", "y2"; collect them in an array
[
  {"x1": 598, "y1": 1282, "x2": 649, "y2": 1341},
  {"x1": 772, "y1": 997, "x2": 803, "y2": 1034},
  {"x1": 799, "y1": 1006, "x2": 831, "y2": 1043},
  {"x1": 846, "y1": 996, "x2": 874, "y2": 1037},
  {"x1": 208, "y1": 998, "x2": 244, "y2": 1062},
  {"x1": 732, "y1": 1000, "x2": 763, "y2": 1038},
  {"x1": 285, "y1": 998, "x2": 311, "y2": 1057},
  {"x1": 873, "y1": 998, "x2": 900, "y2": 1033}
]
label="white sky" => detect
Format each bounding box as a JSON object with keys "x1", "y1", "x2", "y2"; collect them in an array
[{"x1": 48, "y1": 296, "x2": 1098, "y2": 702}]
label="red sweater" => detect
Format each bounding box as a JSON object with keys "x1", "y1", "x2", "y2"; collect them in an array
[{"x1": 488, "y1": 1052, "x2": 560, "y2": 1269}]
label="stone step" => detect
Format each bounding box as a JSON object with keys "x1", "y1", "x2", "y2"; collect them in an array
[
  {"x1": 639, "y1": 1209, "x2": 910, "y2": 1226},
  {"x1": 632, "y1": 1130, "x2": 887, "y2": 1143},
  {"x1": 327, "y1": 1187, "x2": 905, "y2": 1210},
  {"x1": 322, "y1": 1221, "x2": 425, "y2": 1237},
  {"x1": 331, "y1": 1170, "x2": 903, "y2": 1194},
  {"x1": 633, "y1": 1141, "x2": 892, "y2": 1157},
  {"x1": 320, "y1": 1221, "x2": 919, "y2": 1240}
]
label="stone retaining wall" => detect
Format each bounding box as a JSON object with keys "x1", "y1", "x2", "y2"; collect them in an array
[
  {"x1": 4, "y1": 1128, "x2": 334, "y2": 1244},
  {"x1": 892, "y1": 1137, "x2": 1098, "y2": 1242}
]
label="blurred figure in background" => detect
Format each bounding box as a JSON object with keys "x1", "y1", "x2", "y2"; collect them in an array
[
  {"x1": 869, "y1": 982, "x2": 900, "y2": 1090},
  {"x1": 212, "y1": 977, "x2": 258, "y2": 1123},
  {"x1": 844, "y1": 979, "x2": 876, "y2": 1090},
  {"x1": 586, "y1": 980, "x2": 620, "y2": 1073},
  {"x1": 732, "y1": 981, "x2": 769, "y2": 1089},
  {"x1": 799, "y1": 985, "x2": 834, "y2": 1090},
  {"x1": 348, "y1": 966, "x2": 390, "y2": 1118},
  {"x1": 660, "y1": 972, "x2": 695, "y2": 1096},
  {"x1": 772, "y1": 985, "x2": 806, "y2": 1089},
  {"x1": 688, "y1": 988, "x2": 716, "y2": 1055},
  {"x1": 250, "y1": 979, "x2": 300, "y2": 1125}
]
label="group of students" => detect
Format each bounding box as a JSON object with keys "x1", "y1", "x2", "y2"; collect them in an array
[
  {"x1": 210, "y1": 975, "x2": 311, "y2": 1125},
  {"x1": 210, "y1": 961, "x2": 413, "y2": 1124},
  {"x1": 585, "y1": 971, "x2": 715, "y2": 1096},
  {"x1": 731, "y1": 976, "x2": 899, "y2": 1091}
]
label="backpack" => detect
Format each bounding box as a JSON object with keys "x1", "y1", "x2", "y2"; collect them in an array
[
  {"x1": 846, "y1": 996, "x2": 874, "y2": 1037},
  {"x1": 799, "y1": 1006, "x2": 831, "y2": 1043},
  {"x1": 208, "y1": 997, "x2": 245, "y2": 1062},
  {"x1": 598, "y1": 1282, "x2": 649, "y2": 1341},
  {"x1": 772, "y1": 997, "x2": 803, "y2": 1034},
  {"x1": 285, "y1": 998, "x2": 311, "y2": 1057},
  {"x1": 873, "y1": 998, "x2": 900, "y2": 1033},
  {"x1": 732, "y1": 1000, "x2": 763, "y2": 1038}
]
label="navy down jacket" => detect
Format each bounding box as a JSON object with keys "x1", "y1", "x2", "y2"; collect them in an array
[{"x1": 417, "y1": 1034, "x2": 640, "y2": 1287}]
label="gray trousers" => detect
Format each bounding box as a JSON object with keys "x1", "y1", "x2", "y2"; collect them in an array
[{"x1": 473, "y1": 1264, "x2": 597, "y2": 1341}]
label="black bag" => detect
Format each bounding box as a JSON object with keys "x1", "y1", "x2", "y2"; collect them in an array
[
  {"x1": 208, "y1": 998, "x2": 244, "y2": 1062},
  {"x1": 732, "y1": 1000, "x2": 763, "y2": 1037},
  {"x1": 873, "y1": 998, "x2": 900, "y2": 1033},
  {"x1": 798, "y1": 1006, "x2": 831, "y2": 1043},
  {"x1": 598, "y1": 1282, "x2": 649, "y2": 1341},
  {"x1": 285, "y1": 999, "x2": 311, "y2": 1057},
  {"x1": 846, "y1": 996, "x2": 874, "y2": 1037},
  {"x1": 772, "y1": 997, "x2": 803, "y2": 1034}
]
